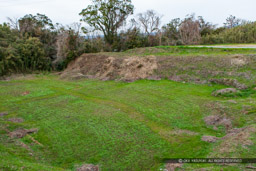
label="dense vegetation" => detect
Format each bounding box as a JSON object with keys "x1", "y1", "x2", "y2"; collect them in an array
[
  {"x1": 0, "y1": 14, "x2": 85, "y2": 76},
  {"x1": 202, "y1": 22, "x2": 256, "y2": 44},
  {"x1": 0, "y1": 0, "x2": 255, "y2": 76}
]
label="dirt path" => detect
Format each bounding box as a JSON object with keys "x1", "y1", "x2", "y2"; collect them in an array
[{"x1": 48, "y1": 86, "x2": 198, "y2": 143}]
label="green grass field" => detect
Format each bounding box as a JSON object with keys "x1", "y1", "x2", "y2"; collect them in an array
[{"x1": 0, "y1": 73, "x2": 255, "y2": 170}]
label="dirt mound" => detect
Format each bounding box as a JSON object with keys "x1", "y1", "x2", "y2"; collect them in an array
[
  {"x1": 209, "y1": 78, "x2": 247, "y2": 89},
  {"x1": 204, "y1": 115, "x2": 232, "y2": 131},
  {"x1": 77, "y1": 164, "x2": 99, "y2": 171},
  {"x1": 61, "y1": 54, "x2": 109, "y2": 80},
  {"x1": 230, "y1": 55, "x2": 248, "y2": 66},
  {"x1": 9, "y1": 128, "x2": 38, "y2": 138},
  {"x1": 216, "y1": 126, "x2": 256, "y2": 154},
  {"x1": 9, "y1": 129, "x2": 28, "y2": 138},
  {"x1": 120, "y1": 56, "x2": 157, "y2": 81},
  {"x1": 165, "y1": 163, "x2": 183, "y2": 171},
  {"x1": 61, "y1": 53, "x2": 254, "y2": 87},
  {"x1": 211, "y1": 88, "x2": 238, "y2": 97},
  {"x1": 61, "y1": 54, "x2": 157, "y2": 81},
  {"x1": 8, "y1": 118, "x2": 24, "y2": 123}
]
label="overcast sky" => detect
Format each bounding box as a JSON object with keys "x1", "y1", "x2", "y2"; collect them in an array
[{"x1": 0, "y1": 0, "x2": 255, "y2": 27}]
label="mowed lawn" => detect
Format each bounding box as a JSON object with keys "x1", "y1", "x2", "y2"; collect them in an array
[{"x1": 0, "y1": 75, "x2": 255, "y2": 170}]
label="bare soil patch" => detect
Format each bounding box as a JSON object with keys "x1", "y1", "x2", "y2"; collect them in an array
[
  {"x1": 0, "y1": 112, "x2": 8, "y2": 117},
  {"x1": 77, "y1": 164, "x2": 99, "y2": 171},
  {"x1": 9, "y1": 129, "x2": 28, "y2": 138},
  {"x1": 21, "y1": 91, "x2": 30, "y2": 96},
  {"x1": 0, "y1": 74, "x2": 36, "y2": 81},
  {"x1": 8, "y1": 118, "x2": 24, "y2": 123},
  {"x1": 165, "y1": 163, "x2": 183, "y2": 171},
  {"x1": 216, "y1": 126, "x2": 256, "y2": 154},
  {"x1": 9, "y1": 128, "x2": 38, "y2": 138},
  {"x1": 209, "y1": 78, "x2": 247, "y2": 90},
  {"x1": 204, "y1": 115, "x2": 232, "y2": 131},
  {"x1": 119, "y1": 56, "x2": 157, "y2": 81},
  {"x1": 231, "y1": 56, "x2": 247, "y2": 66},
  {"x1": 171, "y1": 129, "x2": 199, "y2": 136},
  {"x1": 211, "y1": 88, "x2": 238, "y2": 97},
  {"x1": 201, "y1": 136, "x2": 219, "y2": 143}
]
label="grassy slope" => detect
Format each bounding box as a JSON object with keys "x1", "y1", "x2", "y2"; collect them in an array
[
  {"x1": 0, "y1": 73, "x2": 255, "y2": 170},
  {"x1": 104, "y1": 46, "x2": 256, "y2": 57}
]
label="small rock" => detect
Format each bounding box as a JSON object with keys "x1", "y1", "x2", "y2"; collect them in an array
[
  {"x1": 0, "y1": 112, "x2": 8, "y2": 117},
  {"x1": 201, "y1": 136, "x2": 219, "y2": 143},
  {"x1": 77, "y1": 164, "x2": 99, "y2": 171}
]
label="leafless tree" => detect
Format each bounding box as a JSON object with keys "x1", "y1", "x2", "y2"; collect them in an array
[
  {"x1": 224, "y1": 15, "x2": 241, "y2": 28},
  {"x1": 54, "y1": 22, "x2": 83, "y2": 65},
  {"x1": 129, "y1": 18, "x2": 140, "y2": 30},
  {"x1": 179, "y1": 14, "x2": 201, "y2": 45},
  {"x1": 54, "y1": 31, "x2": 69, "y2": 64},
  {"x1": 67, "y1": 22, "x2": 82, "y2": 36},
  {"x1": 137, "y1": 10, "x2": 162, "y2": 35},
  {"x1": 7, "y1": 17, "x2": 20, "y2": 30}
]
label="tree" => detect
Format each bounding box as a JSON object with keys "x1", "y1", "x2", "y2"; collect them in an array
[
  {"x1": 7, "y1": 17, "x2": 19, "y2": 30},
  {"x1": 18, "y1": 14, "x2": 57, "y2": 60},
  {"x1": 224, "y1": 15, "x2": 241, "y2": 29},
  {"x1": 79, "y1": 0, "x2": 134, "y2": 45},
  {"x1": 137, "y1": 10, "x2": 162, "y2": 46},
  {"x1": 54, "y1": 23, "x2": 86, "y2": 70},
  {"x1": 0, "y1": 23, "x2": 21, "y2": 75},
  {"x1": 15, "y1": 37, "x2": 51, "y2": 71},
  {"x1": 179, "y1": 14, "x2": 201, "y2": 45},
  {"x1": 137, "y1": 10, "x2": 162, "y2": 36},
  {"x1": 162, "y1": 18, "x2": 181, "y2": 45},
  {"x1": 19, "y1": 13, "x2": 54, "y2": 37},
  {"x1": 197, "y1": 16, "x2": 215, "y2": 36}
]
